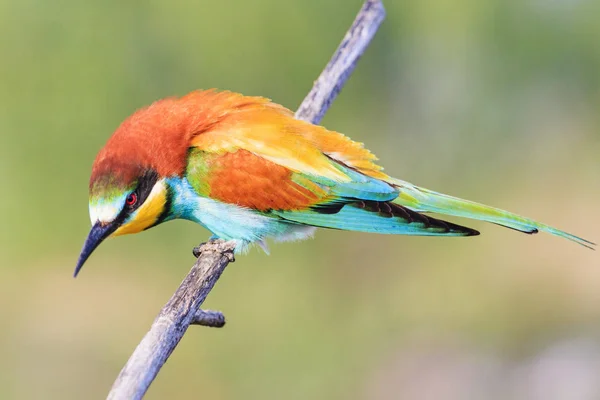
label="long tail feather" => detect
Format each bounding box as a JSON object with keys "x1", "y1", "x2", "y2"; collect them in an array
[{"x1": 393, "y1": 182, "x2": 595, "y2": 249}]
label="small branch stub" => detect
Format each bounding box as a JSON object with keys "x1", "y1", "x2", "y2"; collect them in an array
[{"x1": 191, "y1": 309, "x2": 226, "y2": 328}]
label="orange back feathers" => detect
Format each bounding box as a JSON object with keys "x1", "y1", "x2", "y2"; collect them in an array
[
  {"x1": 90, "y1": 90, "x2": 277, "y2": 186},
  {"x1": 90, "y1": 90, "x2": 388, "y2": 194}
]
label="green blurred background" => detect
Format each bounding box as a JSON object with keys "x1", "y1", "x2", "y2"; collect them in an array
[{"x1": 1, "y1": 0, "x2": 599, "y2": 398}]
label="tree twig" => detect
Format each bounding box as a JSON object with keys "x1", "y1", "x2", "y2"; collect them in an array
[
  {"x1": 107, "y1": 1, "x2": 386, "y2": 399},
  {"x1": 295, "y1": 0, "x2": 386, "y2": 124}
]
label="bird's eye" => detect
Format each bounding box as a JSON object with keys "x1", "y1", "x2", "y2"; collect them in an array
[{"x1": 126, "y1": 192, "x2": 138, "y2": 207}]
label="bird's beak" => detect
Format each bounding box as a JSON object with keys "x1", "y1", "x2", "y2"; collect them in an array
[{"x1": 73, "y1": 222, "x2": 117, "y2": 277}]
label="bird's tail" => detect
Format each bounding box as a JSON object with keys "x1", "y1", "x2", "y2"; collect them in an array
[{"x1": 391, "y1": 180, "x2": 595, "y2": 249}]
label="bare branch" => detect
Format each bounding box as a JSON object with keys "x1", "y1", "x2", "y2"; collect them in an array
[
  {"x1": 295, "y1": 0, "x2": 386, "y2": 124},
  {"x1": 107, "y1": 240, "x2": 235, "y2": 400},
  {"x1": 107, "y1": 1, "x2": 386, "y2": 399}
]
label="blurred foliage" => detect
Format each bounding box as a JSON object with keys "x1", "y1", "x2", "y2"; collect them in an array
[{"x1": 1, "y1": 0, "x2": 599, "y2": 399}]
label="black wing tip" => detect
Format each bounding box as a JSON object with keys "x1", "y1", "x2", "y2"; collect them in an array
[
  {"x1": 491, "y1": 222, "x2": 539, "y2": 235},
  {"x1": 465, "y1": 228, "x2": 481, "y2": 237},
  {"x1": 387, "y1": 202, "x2": 480, "y2": 236},
  {"x1": 443, "y1": 220, "x2": 480, "y2": 236}
]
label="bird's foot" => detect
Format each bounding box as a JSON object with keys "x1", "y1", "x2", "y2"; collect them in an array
[
  {"x1": 192, "y1": 238, "x2": 236, "y2": 262},
  {"x1": 192, "y1": 242, "x2": 208, "y2": 257}
]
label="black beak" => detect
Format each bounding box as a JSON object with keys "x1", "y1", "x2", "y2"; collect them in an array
[{"x1": 74, "y1": 222, "x2": 117, "y2": 277}]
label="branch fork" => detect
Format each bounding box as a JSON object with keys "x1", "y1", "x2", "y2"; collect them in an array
[{"x1": 190, "y1": 241, "x2": 235, "y2": 328}]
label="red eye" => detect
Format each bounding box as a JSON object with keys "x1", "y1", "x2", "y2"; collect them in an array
[{"x1": 126, "y1": 193, "x2": 137, "y2": 206}]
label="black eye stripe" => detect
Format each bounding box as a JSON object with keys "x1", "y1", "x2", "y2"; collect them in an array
[
  {"x1": 129, "y1": 170, "x2": 159, "y2": 212},
  {"x1": 113, "y1": 170, "x2": 159, "y2": 224}
]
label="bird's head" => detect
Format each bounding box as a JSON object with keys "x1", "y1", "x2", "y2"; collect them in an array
[
  {"x1": 74, "y1": 156, "x2": 170, "y2": 276},
  {"x1": 73, "y1": 96, "x2": 194, "y2": 277}
]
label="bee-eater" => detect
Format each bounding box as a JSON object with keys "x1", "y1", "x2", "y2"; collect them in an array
[{"x1": 74, "y1": 90, "x2": 594, "y2": 276}]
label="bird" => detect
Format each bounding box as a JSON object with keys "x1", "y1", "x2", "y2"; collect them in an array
[{"x1": 74, "y1": 89, "x2": 594, "y2": 276}]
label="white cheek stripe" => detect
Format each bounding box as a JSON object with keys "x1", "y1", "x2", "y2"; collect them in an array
[{"x1": 89, "y1": 196, "x2": 126, "y2": 225}]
